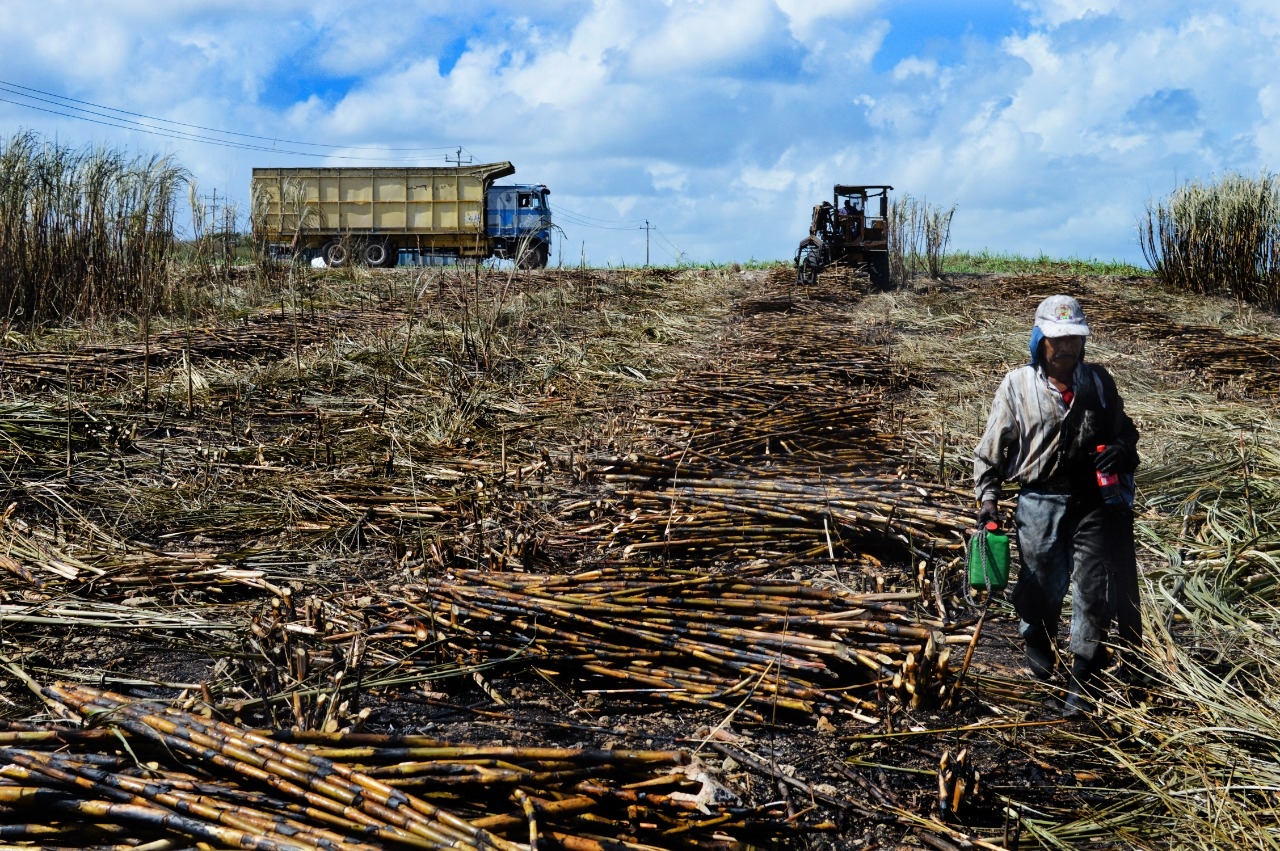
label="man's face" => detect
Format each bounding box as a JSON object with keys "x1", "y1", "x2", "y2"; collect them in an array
[{"x1": 1042, "y1": 334, "x2": 1084, "y2": 369}]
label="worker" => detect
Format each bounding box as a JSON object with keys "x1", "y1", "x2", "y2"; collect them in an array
[{"x1": 973, "y1": 295, "x2": 1140, "y2": 716}]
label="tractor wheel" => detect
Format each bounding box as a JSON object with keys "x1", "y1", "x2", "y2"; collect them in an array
[
  {"x1": 868, "y1": 252, "x2": 891, "y2": 291},
  {"x1": 796, "y1": 244, "x2": 822, "y2": 286}
]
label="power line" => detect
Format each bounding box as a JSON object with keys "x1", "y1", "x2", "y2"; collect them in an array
[
  {"x1": 549, "y1": 204, "x2": 643, "y2": 231},
  {"x1": 0, "y1": 95, "x2": 310, "y2": 155},
  {"x1": 0, "y1": 79, "x2": 465, "y2": 153},
  {"x1": 0, "y1": 82, "x2": 473, "y2": 163},
  {"x1": 548, "y1": 204, "x2": 674, "y2": 263},
  {"x1": 653, "y1": 225, "x2": 685, "y2": 262},
  {"x1": 552, "y1": 200, "x2": 645, "y2": 223},
  {"x1": 550, "y1": 202, "x2": 645, "y2": 227}
]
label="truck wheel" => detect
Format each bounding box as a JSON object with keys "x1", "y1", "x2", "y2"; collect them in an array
[
  {"x1": 517, "y1": 243, "x2": 545, "y2": 270},
  {"x1": 363, "y1": 241, "x2": 391, "y2": 267},
  {"x1": 323, "y1": 241, "x2": 349, "y2": 267}
]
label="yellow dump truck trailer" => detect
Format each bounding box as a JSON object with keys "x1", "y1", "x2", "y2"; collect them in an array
[{"x1": 251, "y1": 161, "x2": 551, "y2": 267}]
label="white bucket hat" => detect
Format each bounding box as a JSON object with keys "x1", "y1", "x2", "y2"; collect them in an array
[{"x1": 1034, "y1": 295, "x2": 1091, "y2": 338}]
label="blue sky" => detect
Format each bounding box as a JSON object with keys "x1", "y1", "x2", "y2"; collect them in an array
[{"x1": 1, "y1": 0, "x2": 1277, "y2": 267}]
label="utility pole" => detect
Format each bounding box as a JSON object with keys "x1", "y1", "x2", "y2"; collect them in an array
[
  {"x1": 641, "y1": 220, "x2": 652, "y2": 267},
  {"x1": 446, "y1": 147, "x2": 472, "y2": 167}
]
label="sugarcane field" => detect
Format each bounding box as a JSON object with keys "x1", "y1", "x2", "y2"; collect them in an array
[{"x1": 4, "y1": 152, "x2": 1280, "y2": 850}]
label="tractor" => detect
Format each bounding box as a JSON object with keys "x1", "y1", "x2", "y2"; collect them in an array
[{"x1": 794, "y1": 184, "x2": 893, "y2": 289}]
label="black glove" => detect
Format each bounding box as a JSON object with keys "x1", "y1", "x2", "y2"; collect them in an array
[
  {"x1": 1094, "y1": 444, "x2": 1132, "y2": 474},
  {"x1": 977, "y1": 499, "x2": 1001, "y2": 529}
]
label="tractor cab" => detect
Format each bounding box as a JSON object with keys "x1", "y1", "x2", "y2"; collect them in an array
[{"x1": 833, "y1": 185, "x2": 891, "y2": 249}]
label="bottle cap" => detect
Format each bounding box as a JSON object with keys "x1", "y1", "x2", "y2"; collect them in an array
[{"x1": 985, "y1": 521, "x2": 999, "y2": 532}]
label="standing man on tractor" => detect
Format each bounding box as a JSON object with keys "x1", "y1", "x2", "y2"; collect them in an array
[{"x1": 973, "y1": 295, "x2": 1141, "y2": 716}]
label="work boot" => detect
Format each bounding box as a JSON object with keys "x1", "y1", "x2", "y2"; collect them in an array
[
  {"x1": 1024, "y1": 635, "x2": 1055, "y2": 681},
  {"x1": 1116, "y1": 648, "x2": 1157, "y2": 688},
  {"x1": 1063, "y1": 655, "x2": 1100, "y2": 718}
]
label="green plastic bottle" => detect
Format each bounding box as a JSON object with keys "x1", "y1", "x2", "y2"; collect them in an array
[{"x1": 968, "y1": 522, "x2": 1010, "y2": 592}]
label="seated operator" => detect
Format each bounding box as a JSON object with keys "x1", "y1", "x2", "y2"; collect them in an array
[{"x1": 840, "y1": 199, "x2": 862, "y2": 238}]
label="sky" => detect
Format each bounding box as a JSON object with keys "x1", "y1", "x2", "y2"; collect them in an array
[{"x1": 1, "y1": 0, "x2": 1278, "y2": 267}]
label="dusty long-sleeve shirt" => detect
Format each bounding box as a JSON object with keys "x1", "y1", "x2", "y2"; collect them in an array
[{"x1": 974, "y1": 360, "x2": 1138, "y2": 503}]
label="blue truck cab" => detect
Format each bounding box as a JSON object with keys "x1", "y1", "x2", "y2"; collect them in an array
[{"x1": 487, "y1": 184, "x2": 552, "y2": 268}]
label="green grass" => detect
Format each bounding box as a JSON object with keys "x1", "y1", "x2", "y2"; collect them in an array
[
  {"x1": 944, "y1": 249, "x2": 1150, "y2": 276},
  {"x1": 618, "y1": 252, "x2": 1147, "y2": 277}
]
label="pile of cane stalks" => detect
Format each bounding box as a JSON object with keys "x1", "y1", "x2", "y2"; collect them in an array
[
  {"x1": 0, "y1": 557, "x2": 979, "y2": 850},
  {"x1": 2, "y1": 683, "x2": 817, "y2": 851},
  {"x1": 241, "y1": 565, "x2": 975, "y2": 727},
  {"x1": 593, "y1": 297, "x2": 971, "y2": 567}
]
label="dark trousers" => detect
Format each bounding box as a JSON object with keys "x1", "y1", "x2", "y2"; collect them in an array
[
  {"x1": 1111, "y1": 505, "x2": 1142, "y2": 648},
  {"x1": 1012, "y1": 490, "x2": 1139, "y2": 662}
]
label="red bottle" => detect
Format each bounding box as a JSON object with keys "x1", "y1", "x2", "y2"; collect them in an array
[{"x1": 1096, "y1": 445, "x2": 1123, "y2": 505}]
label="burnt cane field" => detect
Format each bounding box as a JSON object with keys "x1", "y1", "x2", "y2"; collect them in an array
[{"x1": 3, "y1": 254, "x2": 1280, "y2": 850}]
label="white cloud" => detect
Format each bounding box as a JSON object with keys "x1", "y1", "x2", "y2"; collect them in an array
[
  {"x1": 892, "y1": 57, "x2": 937, "y2": 80},
  {"x1": 648, "y1": 163, "x2": 688, "y2": 192},
  {"x1": 1019, "y1": 0, "x2": 1123, "y2": 27},
  {"x1": 736, "y1": 163, "x2": 796, "y2": 194},
  {"x1": 775, "y1": 0, "x2": 879, "y2": 43},
  {"x1": 1, "y1": 0, "x2": 1278, "y2": 266},
  {"x1": 1255, "y1": 84, "x2": 1280, "y2": 169},
  {"x1": 626, "y1": 0, "x2": 783, "y2": 77}
]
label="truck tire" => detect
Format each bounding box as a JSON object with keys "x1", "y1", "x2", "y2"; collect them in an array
[
  {"x1": 363, "y1": 241, "x2": 392, "y2": 267},
  {"x1": 517, "y1": 242, "x2": 546, "y2": 270},
  {"x1": 323, "y1": 241, "x2": 349, "y2": 267}
]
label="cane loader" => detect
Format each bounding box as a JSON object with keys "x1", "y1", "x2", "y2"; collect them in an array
[{"x1": 795, "y1": 184, "x2": 892, "y2": 289}]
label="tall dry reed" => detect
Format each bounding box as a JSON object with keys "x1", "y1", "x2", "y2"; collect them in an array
[
  {"x1": 888, "y1": 195, "x2": 955, "y2": 285},
  {"x1": 1140, "y1": 171, "x2": 1280, "y2": 308},
  {"x1": 0, "y1": 130, "x2": 187, "y2": 329},
  {"x1": 249, "y1": 173, "x2": 323, "y2": 294},
  {"x1": 184, "y1": 182, "x2": 242, "y2": 308}
]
